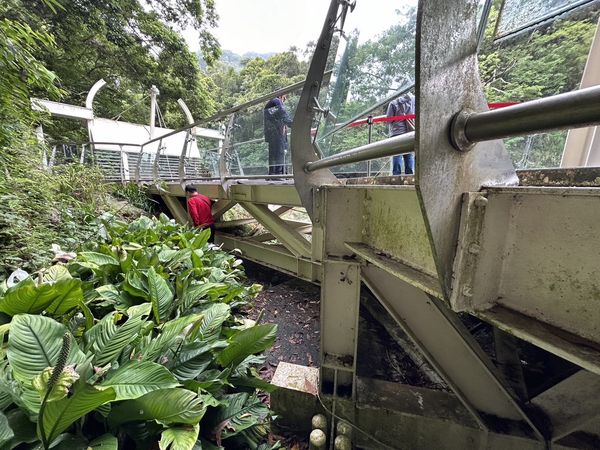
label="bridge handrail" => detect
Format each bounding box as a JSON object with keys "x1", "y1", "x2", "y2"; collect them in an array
[
  {"x1": 318, "y1": 81, "x2": 415, "y2": 141},
  {"x1": 140, "y1": 70, "x2": 332, "y2": 149},
  {"x1": 304, "y1": 84, "x2": 600, "y2": 172}
]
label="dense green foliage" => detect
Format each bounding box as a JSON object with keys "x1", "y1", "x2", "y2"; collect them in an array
[
  {"x1": 2, "y1": 0, "x2": 219, "y2": 141},
  {"x1": 0, "y1": 0, "x2": 218, "y2": 277},
  {"x1": 0, "y1": 145, "x2": 115, "y2": 280},
  {"x1": 0, "y1": 214, "x2": 278, "y2": 449},
  {"x1": 479, "y1": 5, "x2": 599, "y2": 167}
]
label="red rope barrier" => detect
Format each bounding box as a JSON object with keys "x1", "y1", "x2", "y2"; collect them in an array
[{"x1": 348, "y1": 102, "x2": 518, "y2": 127}]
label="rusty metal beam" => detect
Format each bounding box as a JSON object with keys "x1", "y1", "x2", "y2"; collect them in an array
[
  {"x1": 361, "y1": 265, "x2": 544, "y2": 438},
  {"x1": 239, "y1": 202, "x2": 312, "y2": 258},
  {"x1": 216, "y1": 233, "x2": 320, "y2": 282}
]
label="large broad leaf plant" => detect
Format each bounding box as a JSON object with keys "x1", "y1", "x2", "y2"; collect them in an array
[{"x1": 0, "y1": 214, "x2": 280, "y2": 450}]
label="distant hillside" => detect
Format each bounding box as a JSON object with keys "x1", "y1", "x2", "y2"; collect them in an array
[{"x1": 198, "y1": 49, "x2": 276, "y2": 70}]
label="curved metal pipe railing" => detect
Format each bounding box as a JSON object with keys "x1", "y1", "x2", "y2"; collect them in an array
[{"x1": 118, "y1": 73, "x2": 332, "y2": 185}]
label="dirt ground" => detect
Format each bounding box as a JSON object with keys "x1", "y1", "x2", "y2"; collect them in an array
[
  {"x1": 240, "y1": 259, "x2": 442, "y2": 388},
  {"x1": 242, "y1": 261, "x2": 321, "y2": 382}
]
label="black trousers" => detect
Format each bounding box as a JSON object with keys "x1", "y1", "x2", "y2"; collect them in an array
[
  {"x1": 202, "y1": 224, "x2": 215, "y2": 243},
  {"x1": 267, "y1": 139, "x2": 285, "y2": 175}
]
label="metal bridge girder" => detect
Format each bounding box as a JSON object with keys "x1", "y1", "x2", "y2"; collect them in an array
[
  {"x1": 239, "y1": 202, "x2": 312, "y2": 258},
  {"x1": 361, "y1": 265, "x2": 543, "y2": 438},
  {"x1": 531, "y1": 370, "x2": 600, "y2": 442},
  {"x1": 452, "y1": 188, "x2": 600, "y2": 374}
]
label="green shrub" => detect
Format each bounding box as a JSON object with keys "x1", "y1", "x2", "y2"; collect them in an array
[{"x1": 0, "y1": 214, "x2": 279, "y2": 450}]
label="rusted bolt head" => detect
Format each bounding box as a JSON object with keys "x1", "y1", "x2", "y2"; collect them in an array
[
  {"x1": 468, "y1": 243, "x2": 481, "y2": 255},
  {"x1": 474, "y1": 196, "x2": 488, "y2": 208}
]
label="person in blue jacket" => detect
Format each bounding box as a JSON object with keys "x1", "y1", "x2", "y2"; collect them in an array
[
  {"x1": 264, "y1": 95, "x2": 293, "y2": 175},
  {"x1": 387, "y1": 93, "x2": 416, "y2": 175}
]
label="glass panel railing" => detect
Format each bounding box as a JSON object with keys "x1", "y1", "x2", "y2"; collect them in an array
[
  {"x1": 230, "y1": 87, "x2": 303, "y2": 177},
  {"x1": 496, "y1": 0, "x2": 595, "y2": 38},
  {"x1": 480, "y1": 2, "x2": 598, "y2": 169},
  {"x1": 311, "y1": 4, "x2": 417, "y2": 176}
]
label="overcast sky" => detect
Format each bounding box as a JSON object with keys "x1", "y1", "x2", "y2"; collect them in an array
[{"x1": 182, "y1": 0, "x2": 417, "y2": 55}]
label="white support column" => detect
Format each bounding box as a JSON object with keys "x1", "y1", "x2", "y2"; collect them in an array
[
  {"x1": 561, "y1": 18, "x2": 600, "y2": 167},
  {"x1": 149, "y1": 85, "x2": 160, "y2": 140}
]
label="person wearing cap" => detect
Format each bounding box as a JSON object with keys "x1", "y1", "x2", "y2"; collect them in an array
[{"x1": 264, "y1": 95, "x2": 293, "y2": 175}]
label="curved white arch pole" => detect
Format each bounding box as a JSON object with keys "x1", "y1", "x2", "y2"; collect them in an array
[
  {"x1": 85, "y1": 79, "x2": 107, "y2": 111},
  {"x1": 177, "y1": 99, "x2": 195, "y2": 125}
]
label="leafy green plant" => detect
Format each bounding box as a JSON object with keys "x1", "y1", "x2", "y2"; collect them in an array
[
  {"x1": 111, "y1": 183, "x2": 156, "y2": 214},
  {"x1": 0, "y1": 214, "x2": 277, "y2": 449}
]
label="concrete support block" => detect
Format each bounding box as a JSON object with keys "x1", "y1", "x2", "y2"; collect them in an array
[{"x1": 271, "y1": 362, "x2": 322, "y2": 436}]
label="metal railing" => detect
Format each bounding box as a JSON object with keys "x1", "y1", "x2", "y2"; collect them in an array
[
  {"x1": 87, "y1": 74, "x2": 600, "y2": 181},
  {"x1": 302, "y1": 84, "x2": 600, "y2": 173}
]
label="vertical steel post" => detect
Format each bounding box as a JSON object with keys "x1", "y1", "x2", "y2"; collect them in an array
[
  {"x1": 178, "y1": 130, "x2": 190, "y2": 184},
  {"x1": 119, "y1": 144, "x2": 124, "y2": 182},
  {"x1": 149, "y1": 85, "x2": 160, "y2": 140},
  {"x1": 367, "y1": 115, "x2": 373, "y2": 176}
]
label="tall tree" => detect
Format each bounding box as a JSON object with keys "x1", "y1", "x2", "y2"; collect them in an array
[{"x1": 4, "y1": 0, "x2": 220, "y2": 141}]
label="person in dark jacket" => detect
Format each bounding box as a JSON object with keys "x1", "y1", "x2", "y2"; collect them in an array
[
  {"x1": 185, "y1": 185, "x2": 215, "y2": 243},
  {"x1": 387, "y1": 93, "x2": 416, "y2": 175},
  {"x1": 264, "y1": 95, "x2": 293, "y2": 175}
]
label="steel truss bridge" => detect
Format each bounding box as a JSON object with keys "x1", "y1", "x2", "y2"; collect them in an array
[{"x1": 65, "y1": 0, "x2": 600, "y2": 448}]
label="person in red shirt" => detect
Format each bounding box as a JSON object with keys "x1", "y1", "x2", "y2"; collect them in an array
[{"x1": 185, "y1": 185, "x2": 215, "y2": 243}]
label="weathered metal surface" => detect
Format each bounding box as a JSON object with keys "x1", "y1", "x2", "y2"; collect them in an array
[
  {"x1": 320, "y1": 261, "x2": 361, "y2": 397},
  {"x1": 361, "y1": 186, "x2": 436, "y2": 278},
  {"x1": 531, "y1": 370, "x2": 600, "y2": 441},
  {"x1": 346, "y1": 242, "x2": 441, "y2": 298},
  {"x1": 239, "y1": 202, "x2": 311, "y2": 258},
  {"x1": 229, "y1": 184, "x2": 302, "y2": 206},
  {"x1": 456, "y1": 187, "x2": 600, "y2": 343},
  {"x1": 415, "y1": 0, "x2": 518, "y2": 300},
  {"x1": 290, "y1": 0, "x2": 341, "y2": 219},
  {"x1": 362, "y1": 265, "x2": 543, "y2": 437},
  {"x1": 349, "y1": 377, "x2": 559, "y2": 449},
  {"x1": 478, "y1": 306, "x2": 600, "y2": 375},
  {"x1": 321, "y1": 186, "x2": 436, "y2": 289},
  {"x1": 216, "y1": 234, "x2": 320, "y2": 282},
  {"x1": 272, "y1": 365, "x2": 576, "y2": 450}
]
